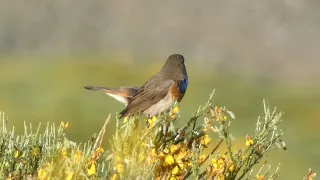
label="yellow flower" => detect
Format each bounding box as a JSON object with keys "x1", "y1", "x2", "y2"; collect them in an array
[
  {"x1": 139, "y1": 153, "x2": 146, "y2": 162},
  {"x1": 87, "y1": 163, "x2": 96, "y2": 176},
  {"x1": 74, "y1": 151, "x2": 83, "y2": 162},
  {"x1": 95, "y1": 147, "x2": 104, "y2": 156},
  {"x1": 170, "y1": 114, "x2": 176, "y2": 119},
  {"x1": 200, "y1": 134, "x2": 211, "y2": 146},
  {"x1": 61, "y1": 148, "x2": 67, "y2": 158},
  {"x1": 32, "y1": 147, "x2": 40, "y2": 157},
  {"x1": 175, "y1": 150, "x2": 188, "y2": 169},
  {"x1": 123, "y1": 117, "x2": 129, "y2": 123},
  {"x1": 175, "y1": 151, "x2": 186, "y2": 161},
  {"x1": 14, "y1": 150, "x2": 19, "y2": 158},
  {"x1": 215, "y1": 106, "x2": 220, "y2": 114},
  {"x1": 216, "y1": 173, "x2": 225, "y2": 180},
  {"x1": 212, "y1": 158, "x2": 217, "y2": 168},
  {"x1": 169, "y1": 106, "x2": 179, "y2": 120},
  {"x1": 217, "y1": 159, "x2": 224, "y2": 167},
  {"x1": 163, "y1": 155, "x2": 175, "y2": 167},
  {"x1": 220, "y1": 154, "x2": 226, "y2": 159},
  {"x1": 229, "y1": 164, "x2": 234, "y2": 172},
  {"x1": 187, "y1": 161, "x2": 193, "y2": 167},
  {"x1": 306, "y1": 168, "x2": 316, "y2": 180},
  {"x1": 214, "y1": 106, "x2": 228, "y2": 122},
  {"x1": 170, "y1": 177, "x2": 177, "y2": 180},
  {"x1": 116, "y1": 155, "x2": 122, "y2": 162},
  {"x1": 170, "y1": 145, "x2": 179, "y2": 154},
  {"x1": 172, "y1": 106, "x2": 179, "y2": 114},
  {"x1": 309, "y1": 173, "x2": 317, "y2": 180},
  {"x1": 148, "y1": 116, "x2": 157, "y2": 128},
  {"x1": 65, "y1": 169, "x2": 74, "y2": 180},
  {"x1": 158, "y1": 151, "x2": 165, "y2": 158},
  {"x1": 116, "y1": 163, "x2": 124, "y2": 175},
  {"x1": 245, "y1": 139, "x2": 254, "y2": 146},
  {"x1": 256, "y1": 174, "x2": 264, "y2": 180},
  {"x1": 171, "y1": 165, "x2": 180, "y2": 175},
  {"x1": 212, "y1": 158, "x2": 225, "y2": 171},
  {"x1": 147, "y1": 148, "x2": 157, "y2": 163},
  {"x1": 245, "y1": 135, "x2": 254, "y2": 146},
  {"x1": 178, "y1": 162, "x2": 186, "y2": 169},
  {"x1": 61, "y1": 121, "x2": 69, "y2": 129},
  {"x1": 150, "y1": 149, "x2": 157, "y2": 156},
  {"x1": 38, "y1": 168, "x2": 48, "y2": 180},
  {"x1": 198, "y1": 154, "x2": 205, "y2": 163},
  {"x1": 110, "y1": 174, "x2": 117, "y2": 180},
  {"x1": 226, "y1": 161, "x2": 235, "y2": 172}
]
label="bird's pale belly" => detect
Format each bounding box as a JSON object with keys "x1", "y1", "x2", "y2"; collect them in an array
[{"x1": 143, "y1": 92, "x2": 175, "y2": 117}]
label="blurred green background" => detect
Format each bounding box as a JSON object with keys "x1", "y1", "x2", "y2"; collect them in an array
[{"x1": 0, "y1": 0, "x2": 319, "y2": 179}]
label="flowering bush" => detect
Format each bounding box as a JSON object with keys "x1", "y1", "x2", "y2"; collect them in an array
[{"x1": 0, "y1": 91, "x2": 316, "y2": 179}]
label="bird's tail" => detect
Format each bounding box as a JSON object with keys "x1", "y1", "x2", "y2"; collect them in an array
[
  {"x1": 84, "y1": 86, "x2": 111, "y2": 92},
  {"x1": 84, "y1": 86, "x2": 139, "y2": 106}
]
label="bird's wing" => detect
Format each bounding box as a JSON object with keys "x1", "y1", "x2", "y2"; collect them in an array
[
  {"x1": 84, "y1": 86, "x2": 139, "y2": 106},
  {"x1": 119, "y1": 76, "x2": 174, "y2": 118}
]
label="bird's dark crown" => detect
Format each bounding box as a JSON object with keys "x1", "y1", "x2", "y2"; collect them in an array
[{"x1": 165, "y1": 54, "x2": 185, "y2": 65}]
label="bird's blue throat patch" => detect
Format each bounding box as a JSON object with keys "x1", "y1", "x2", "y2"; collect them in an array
[{"x1": 178, "y1": 78, "x2": 188, "y2": 93}]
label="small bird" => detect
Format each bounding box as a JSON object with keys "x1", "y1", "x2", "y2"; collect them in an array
[{"x1": 85, "y1": 54, "x2": 188, "y2": 118}]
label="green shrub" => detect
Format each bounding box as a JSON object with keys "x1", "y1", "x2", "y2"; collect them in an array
[{"x1": 0, "y1": 91, "x2": 315, "y2": 180}]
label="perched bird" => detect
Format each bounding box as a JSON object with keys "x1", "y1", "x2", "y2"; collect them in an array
[{"x1": 85, "y1": 54, "x2": 188, "y2": 118}]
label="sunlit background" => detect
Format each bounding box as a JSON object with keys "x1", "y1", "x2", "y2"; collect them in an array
[{"x1": 0, "y1": 0, "x2": 319, "y2": 179}]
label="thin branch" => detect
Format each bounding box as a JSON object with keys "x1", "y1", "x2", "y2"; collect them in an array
[
  {"x1": 92, "y1": 114, "x2": 111, "y2": 151},
  {"x1": 183, "y1": 138, "x2": 224, "y2": 180}
]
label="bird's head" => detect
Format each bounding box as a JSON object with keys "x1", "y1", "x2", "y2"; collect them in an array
[{"x1": 160, "y1": 54, "x2": 188, "y2": 80}]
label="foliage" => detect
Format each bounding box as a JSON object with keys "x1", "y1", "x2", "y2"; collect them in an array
[{"x1": 0, "y1": 91, "x2": 315, "y2": 180}]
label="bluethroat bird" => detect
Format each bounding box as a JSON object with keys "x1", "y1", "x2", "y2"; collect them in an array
[{"x1": 85, "y1": 54, "x2": 188, "y2": 118}]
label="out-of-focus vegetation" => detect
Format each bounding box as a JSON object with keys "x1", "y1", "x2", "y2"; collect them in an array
[{"x1": 0, "y1": 56, "x2": 319, "y2": 179}]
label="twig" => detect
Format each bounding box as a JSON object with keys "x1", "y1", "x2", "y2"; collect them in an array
[
  {"x1": 183, "y1": 138, "x2": 224, "y2": 180},
  {"x1": 92, "y1": 114, "x2": 111, "y2": 151},
  {"x1": 179, "y1": 90, "x2": 214, "y2": 133},
  {"x1": 237, "y1": 154, "x2": 262, "y2": 180}
]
